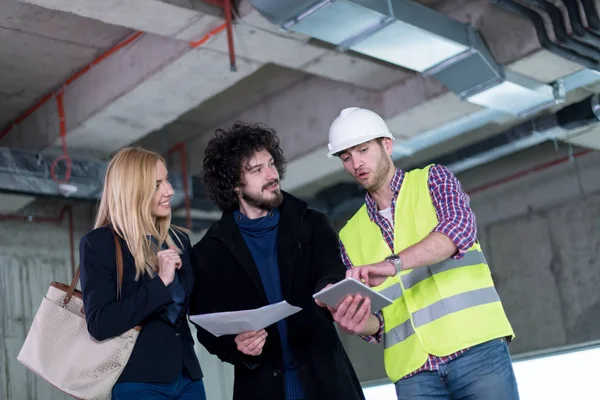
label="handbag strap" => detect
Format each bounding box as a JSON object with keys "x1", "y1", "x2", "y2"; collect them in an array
[
  {"x1": 63, "y1": 230, "x2": 124, "y2": 306},
  {"x1": 113, "y1": 232, "x2": 124, "y2": 301}
]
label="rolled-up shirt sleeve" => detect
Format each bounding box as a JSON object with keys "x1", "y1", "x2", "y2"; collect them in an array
[
  {"x1": 428, "y1": 164, "x2": 477, "y2": 259},
  {"x1": 340, "y1": 240, "x2": 384, "y2": 344}
]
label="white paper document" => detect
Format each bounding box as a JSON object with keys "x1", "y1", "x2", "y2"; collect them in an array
[{"x1": 189, "y1": 301, "x2": 302, "y2": 337}]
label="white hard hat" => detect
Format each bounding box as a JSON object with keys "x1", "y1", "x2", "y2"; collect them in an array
[{"x1": 327, "y1": 107, "x2": 395, "y2": 158}]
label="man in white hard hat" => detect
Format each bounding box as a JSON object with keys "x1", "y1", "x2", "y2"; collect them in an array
[{"x1": 318, "y1": 107, "x2": 519, "y2": 399}]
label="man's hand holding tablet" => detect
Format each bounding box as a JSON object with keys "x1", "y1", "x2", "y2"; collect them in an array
[{"x1": 313, "y1": 278, "x2": 393, "y2": 336}]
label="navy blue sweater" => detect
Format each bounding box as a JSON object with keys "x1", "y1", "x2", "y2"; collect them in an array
[{"x1": 234, "y1": 209, "x2": 306, "y2": 400}]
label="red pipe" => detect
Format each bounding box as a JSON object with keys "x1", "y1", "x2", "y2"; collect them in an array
[
  {"x1": 190, "y1": 0, "x2": 236, "y2": 70},
  {"x1": 223, "y1": 0, "x2": 237, "y2": 72},
  {"x1": 0, "y1": 204, "x2": 76, "y2": 276},
  {"x1": 167, "y1": 143, "x2": 192, "y2": 230},
  {"x1": 50, "y1": 92, "x2": 72, "y2": 184},
  {"x1": 468, "y1": 149, "x2": 594, "y2": 195},
  {"x1": 189, "y1": 23, "x2": 227, "y2": 47}
]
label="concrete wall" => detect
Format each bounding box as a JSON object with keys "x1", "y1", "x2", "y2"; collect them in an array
[
  {"x1": 0, "y1": 200, "x2": 93, "y2": 400},
  {"x1": 468, "y1": 144, "x2": 600, "y2": 356}
]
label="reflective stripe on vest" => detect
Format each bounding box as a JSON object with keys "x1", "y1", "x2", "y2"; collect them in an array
[
  {"x1": 383, "y1": 286, "x2": 501, "y2": 348},
  {"x1": 380, "y1": 282, "x2": 403, "y2": 301},
  {"x1": 384, "y1": 320, "x2": 414, "y2": 349},
  {"x1": 378, "y1": 249, "x2": 486, "y2": 303},
  {"x1": 402, "y1": 250, "x2": 486, "y2": 290}
]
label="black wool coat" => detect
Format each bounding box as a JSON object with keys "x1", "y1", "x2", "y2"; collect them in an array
[{"x1": 189, "y1": 192, "x2": 365, "y2": 400}]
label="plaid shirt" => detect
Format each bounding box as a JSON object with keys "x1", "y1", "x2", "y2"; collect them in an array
[{"x1": 339, "y1": 165, "x2": 477, "y2": 379}]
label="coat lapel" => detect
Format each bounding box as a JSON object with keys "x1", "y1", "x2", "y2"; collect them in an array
[
  {"x1": 178, "y1": 255, "x2": 194, "y2": 295},
  {"x1": 276, "y1": 193, "x2": 305, "y2": 301},
  {"x1": 211, "y1": 213, "x2": 269, "y2": 304}
]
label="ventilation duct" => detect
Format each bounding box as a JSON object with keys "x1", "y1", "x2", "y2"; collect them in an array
[
  {"x1": 556, "y1": 93, "x2": 600, "y2": 130},
  {"x1": 491, "y1": 0, "x2": 600, "y2": 71},
  {"x1": 404, "y1": 94, "x2": 600, "y2": 172},
  {"x1": 432, "y1": 114, "x2": 563, "y2": 173},
  {"x1": 249, "y1": 0, "x2": 559, "y2": 117},
  {"x1": 0, "y1": 147, "x2": 191, "y2": 206},
  {"x1": 556, "y1": 93, "x2": 600, "y2": 151}
]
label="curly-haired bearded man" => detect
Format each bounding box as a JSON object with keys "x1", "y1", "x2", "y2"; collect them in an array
[{"x1": 189, "y1": 122, "x2": 365, "y2": 400}]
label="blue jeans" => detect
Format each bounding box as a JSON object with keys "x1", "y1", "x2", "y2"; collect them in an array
[
  {"x1": 394, "y1": 338, "x2": 519, "y2": 400},
  {"x1": 112, "y1": 373, "x2": 206, "y2": 400}
]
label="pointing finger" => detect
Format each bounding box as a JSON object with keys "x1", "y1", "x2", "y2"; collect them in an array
[{"x1": 360, "y1": 267, "x2": 373, "y2": 286}]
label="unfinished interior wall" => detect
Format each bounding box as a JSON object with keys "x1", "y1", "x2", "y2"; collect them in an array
[
  {"x1": 0, "y1": 200, "x2": 93, "y2": 400},
  {"x1": 470, "y1": 144, "x2": 600, "y2": 356}
]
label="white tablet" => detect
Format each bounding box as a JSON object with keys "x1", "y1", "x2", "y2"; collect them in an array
[{"x1": 313, "y1": 278, "x2": 393, "y2": 312}]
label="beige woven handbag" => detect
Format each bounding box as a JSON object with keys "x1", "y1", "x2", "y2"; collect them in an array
[{"x1": 18, "y1": 232, "x2": 141, "y2": 400}]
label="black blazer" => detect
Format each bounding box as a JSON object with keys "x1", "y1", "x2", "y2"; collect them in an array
[
  {"x1": 79, "y1": 226, "x2": 203, "y2": 383},
  {"x1": 189, "y1": 192, "x2": 365, "y2": 400}
]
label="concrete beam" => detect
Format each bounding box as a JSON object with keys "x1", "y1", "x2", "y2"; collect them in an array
[
  {"x1": 4, "y1": 0, "x2": 408, "y2": 156},
  {"x1": 6, "y1": 0, "x2": 584, "y2": 191},
  {"x1": 15, "y1": 0, "x2": 413, "y2": 91},
  {"x1": 14, "y1": 0, "x2": 226, "y2": 41},
  {"x1": 0, "y1": 0, "x2": 133, "y2": 129},
  {"x1": 174, "y1": 47, "x2": 584, "y2": 193},
  {"x1": 180, "y1": 74, "x2": 383, "y2": 174},
  {"x1": 1, "y1": 27, "x2": 262, "y2": 154},
  {"x1": 204, "y1": 9, "x2": 413, "y2": 90},
  {"x1": 141, "y1": 0, "x2": 564, "y2": 192},
  {"x1": 136, "y1": 64, "x2": 310, "y2": 154}
]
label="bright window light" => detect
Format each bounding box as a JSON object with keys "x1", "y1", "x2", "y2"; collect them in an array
[
  {"x1": 363, "y1": 383, "x2": 396, "y2": 399},
  {"x1": 362, "y1": 343, "x2": 600, "y2": 400},
  {"x1": 512, "y1": 345, "x2": 600, "y2": 399}
]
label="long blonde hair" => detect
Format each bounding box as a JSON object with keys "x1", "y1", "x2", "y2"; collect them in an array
[{"x1": 95, "y1": 147, "x2": 183, "y2": 279}]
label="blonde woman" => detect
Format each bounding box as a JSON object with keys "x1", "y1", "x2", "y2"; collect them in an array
[{"x1": 79, "y1": 147, "x2": 206, "y2": 399}]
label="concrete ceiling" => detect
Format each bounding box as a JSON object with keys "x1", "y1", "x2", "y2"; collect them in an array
[
  {"x1": 0, "y1": 0, "x2": 132, "y2": 129},
  {"x1": 0, "y1": 0, "x2": 598, "y2": 212},
  {"x1": 137, "y1": 63, "x2": 310, "y2": 153}
]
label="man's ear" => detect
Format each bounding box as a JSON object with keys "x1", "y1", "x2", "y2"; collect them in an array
[{"x1": 381, "y1": 137, "x2": 394, "y2": 155}]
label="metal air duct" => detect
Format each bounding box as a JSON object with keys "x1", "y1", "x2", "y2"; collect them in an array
[
  {"x1": 0, "y1": 147, "x2": 191, "y2": 206},
  {"x1": 411, "y1": 94, "x2": 600, "y2": 172},
  {"x1": 249, "y1": 0, "x2": 559, "y2": 117}
]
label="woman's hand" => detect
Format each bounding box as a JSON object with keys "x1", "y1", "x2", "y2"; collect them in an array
[{"x1": 157, "y1": 247, "x2": 181, "y2": 286}]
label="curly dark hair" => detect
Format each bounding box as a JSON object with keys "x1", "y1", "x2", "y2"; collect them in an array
[{"x1": 202, "y1": 122, "x2": 287, "y2": 212}]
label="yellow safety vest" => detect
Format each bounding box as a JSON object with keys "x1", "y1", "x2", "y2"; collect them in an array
[{"x1": 339, "y1": 165, "x2": 514, "y2": 382}]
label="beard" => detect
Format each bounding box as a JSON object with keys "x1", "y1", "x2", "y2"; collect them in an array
[
  {"x1": 359, "y1": 154, "x2": 393, "y2": 192},
  {"x1": 241, "y1": 179, "x2": 283, "y2": 210}
]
